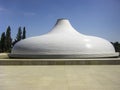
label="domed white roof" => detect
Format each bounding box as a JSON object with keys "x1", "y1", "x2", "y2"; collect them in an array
[{"x1": 9, "y1": 19, "x2": 119, "y2": 58}]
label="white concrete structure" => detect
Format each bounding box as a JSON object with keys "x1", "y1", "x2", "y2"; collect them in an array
[{"x1": 9, "y1": 19, "x2": 119, "y2": 58}]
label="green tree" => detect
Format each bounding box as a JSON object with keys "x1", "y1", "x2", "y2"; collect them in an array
[
  {"x1": 5, "y1": 26, "x2": 12, "y2": 52},
  {"x1": 113, "y1": 42, "x2": 120, "y2": 52},
  {"x1": 22, "y1": 27, "x2": 26, "y2": 39},
  {"x1": 12, "y1": 27, "x2": 22, "y2": 46},
  {"x1": 0, "y1": 32, "x2": 6, "y2": 52},
  {"x1": 16, "y1": 27, "x2": 22, "y2": 41},
  {"x1": 0, "y1": 38, "x2": 1, "y2": 52}
]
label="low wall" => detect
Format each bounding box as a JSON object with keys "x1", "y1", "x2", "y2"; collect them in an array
[{"x1": 0, "y1": 59, "x2": 120, "y2": 65}]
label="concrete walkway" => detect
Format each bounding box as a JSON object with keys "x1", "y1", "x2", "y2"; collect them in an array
[{"x1": 0, "y1": 65, "x2": 120, "y2": 90}]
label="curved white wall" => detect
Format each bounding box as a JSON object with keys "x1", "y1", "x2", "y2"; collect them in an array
[{"x1": 10, "y1": 19, "x2": 119, "y2": 58}]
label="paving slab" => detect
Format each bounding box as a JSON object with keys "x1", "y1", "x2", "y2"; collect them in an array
[{"x1": 0, "y1": 65, "x2": 120, "y2": 90}]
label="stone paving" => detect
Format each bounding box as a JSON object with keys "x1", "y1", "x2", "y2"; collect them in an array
[{"x1": 0, "y1": 65, "x2": 120, "y2": 90}]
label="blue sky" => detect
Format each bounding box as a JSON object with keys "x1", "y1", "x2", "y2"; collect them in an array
[{"x1": 0, "y1": 0, "x2": 120, "y2": 42}]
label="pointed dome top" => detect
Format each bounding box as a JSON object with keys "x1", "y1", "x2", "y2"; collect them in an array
[
  {"x1": 55, "y1": 18, "x2": 72, "y2": 27},
  {"x1": 49, "y1": 18, "x2": 79, "y2": 34},
  {"x1": 56, "y1": 18, "x2": 69, "y2": 23}
]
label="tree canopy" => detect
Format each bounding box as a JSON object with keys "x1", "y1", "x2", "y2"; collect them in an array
[
  {"x1": 0, "y1": 32, "x2": 6, "y2": 52},
  {"x1": 0, "y1": 26, "x2": 26, "y2": 53},
  {"x1": 5, "y1": 26, "x2": 12, "y2": 52},
  {"x1": 22, "y1": 27, "x2": 26, "y2": 39},
  {"x1": 112, "y1": 42, "x2": 120, "y2": 53}
]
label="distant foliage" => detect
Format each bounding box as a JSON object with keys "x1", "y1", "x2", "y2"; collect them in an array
[
  {"x1": 111, "y1": 42, "x2": 120, "y2": 53},
  {"x1": 22, "y1": 27, "x2": 26, "y2": 39},
  {"x1": 12, "y1": 27, "x2": 26, "y2": 46},
  {"x1": 0, "y1": 26, "x2": 26, "y2": 53},
  {"x1": 0, "y1": 32, "x2": 6, "y2": 52},
  {"x1": 5, "y1": 26, "x2": 12, "y2": 52},
  {"x1": 17, "y1": 27, "x2": 22, "y2": 41}
]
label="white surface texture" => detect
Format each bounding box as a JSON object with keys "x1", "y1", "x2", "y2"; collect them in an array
[{"x1": 10, "y1": 19, "x2": 118, "y2": 58}]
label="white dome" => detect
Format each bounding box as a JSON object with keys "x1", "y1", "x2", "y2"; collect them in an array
[{"x1": 9, "y1": 19, "x2": 119, "y2": 58}]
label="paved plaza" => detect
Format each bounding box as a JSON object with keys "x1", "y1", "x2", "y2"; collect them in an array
[{"x1": 0, "y1": 65, "x2": 120, "y2": 90}]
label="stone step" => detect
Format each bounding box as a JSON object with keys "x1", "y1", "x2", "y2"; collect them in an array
[{"x1": 0, "y1": 58, "x2": 120, "y2": 65}]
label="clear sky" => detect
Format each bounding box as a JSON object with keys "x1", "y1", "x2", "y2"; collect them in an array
[{"x1": 0, "y1": 0, "x2": 120, "y2": 42}]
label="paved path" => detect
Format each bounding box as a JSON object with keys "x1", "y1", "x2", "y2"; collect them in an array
[{"x1": 0, "y1": 65, "x2": 120, "y2": 90}]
